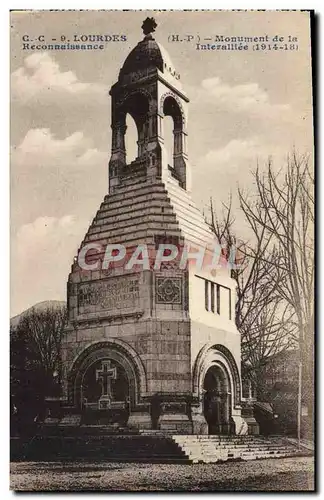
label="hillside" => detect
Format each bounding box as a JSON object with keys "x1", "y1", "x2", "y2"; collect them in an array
[{"x1": 10, "y1": 300, "x2": 67, "y2": 328}]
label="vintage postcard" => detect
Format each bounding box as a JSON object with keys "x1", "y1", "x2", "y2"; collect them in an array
[{"x1": 10, "y1": 10, "x2": 315, "y2": 492}]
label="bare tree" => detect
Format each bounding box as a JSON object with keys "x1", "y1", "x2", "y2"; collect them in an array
[
  {"x1": 239, "y1": 152, "x2": 314, "y2": 344},
  {"x1": 238, "y1": 151, "x2": 314, "y2": 438},
  {"x1": 208, "y1": 196, "x2": 295, "y2": 397}
]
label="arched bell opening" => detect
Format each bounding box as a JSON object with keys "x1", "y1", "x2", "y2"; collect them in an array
[
  {"x1": 163, "y1": 114, "x2": 174, "y2": 167},
  {"x1": 125, "y1": 114, "x2": 138, "y2": 164},
  {"x1": 203, "y1": 363, "x2": 234, "y2": 435},
  {"x1": 121, "y1": 92, "x2": 150, "y2": 163},
  {"x1": 162, "y1": 95, "x2": 187, "y2": 189},
  {"x1": 163, "y1": 96, "x2": 183, "y2": 162}
]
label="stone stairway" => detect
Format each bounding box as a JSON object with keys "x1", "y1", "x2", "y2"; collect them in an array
[
  {"x1": 172, "y1": 435, "x2": 313, "y2": 463},
  {"x1": 12, "y1": 433, "x2": 190, "y2": 463},
  {"x1": 11, "y1": 430, "x2": 313, "y2": 463}
]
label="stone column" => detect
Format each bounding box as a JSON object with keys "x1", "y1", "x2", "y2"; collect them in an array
[
  {"x1": 149, "y1": 112, "x2": 158, "y2": 140},
  {"x1": 157, "y1": 113, "x2": 164, "y2": 141},
  {"x1": 109, "y1": 120, "x2": 127, "y2": 191}
]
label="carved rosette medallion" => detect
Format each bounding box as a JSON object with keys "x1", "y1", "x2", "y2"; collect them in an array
[{"x1": 155, "y1": 277, "x2": 182, "y2": 304}]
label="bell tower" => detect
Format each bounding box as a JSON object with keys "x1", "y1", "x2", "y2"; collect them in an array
[{"x1": 109, "y1": 16, "x2": 190, "y2": 192}]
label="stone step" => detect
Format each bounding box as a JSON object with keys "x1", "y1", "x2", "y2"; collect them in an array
[
  {"x1": 98, "y1": 192, "x2": 171, "y2": 216},
  {"x1": 80, "y1": 229, "x2": 183, "y2": 250},
  {"x1": 97, "y1": 195, "x2": 171, "y2": 219},
  {"x1": 168, "y1": 192, "x2": 207, "y2": 223},
  {"x1": 179, "y1": 439, "x2": 297, "y2": 446},
  {"x1": 59, "y1": 415, "x2": 82, "y2": 426},
  {"x1": 84, "y1": 220, "x2": 181, "y2": 244},
  {"x1": 12, "y1": 432, "x2": 312, "y2": 464},
  {"x1": 101, "y1": 182, "x2": 168, "y2": 206},
  {"x1": 167, "y1": 217, "x2": 215, "y2": 244},
  {"x1": 179, "y1": 442, "x2": 295, "y2": 450},
  {"x1": 83, "y1": 228, "x2": 208, "y2": 254},
  {"x1": 98, "y1": 192, "x2": 212, "y2": 243},
  {"x1": 167, "y1": 199, "x2": 214, "y2": 238},
  {"x1": 88, "y1": 213, "x2": 179, "y2": 236},
  {"x1": 171, "y1": 435, "x2": 312, "y2": 464},
  {"x1": 94, "y1": 204, "x2": 175, "y2": 225},
  {"x1": 91, "y1": 211, "x2": 214, "y2": 248},
  {"x1": 167, "y1": 188, "x2": 210, "y2": 223},
  {"x1": 42, "y1": 426, "x2": 137, "y2": 437},
  {"x1": 100, "y1": 180, "x2": 213, "y2": 244},
  {"x1": 79, "y1": 177, "x2": 214, "y2": 255},
  {"x1": 113, "y1": 175, "x2": 148, "y2": 189},
  {"x1": 167, "y1": 178, "x2": 193, "y2": 199},
  {"x1": 14, "y1": 434, "x2": 189, "y2": 463},
  {"x1": 189, "y1": 447, "x2": 295, "y2": 455}
]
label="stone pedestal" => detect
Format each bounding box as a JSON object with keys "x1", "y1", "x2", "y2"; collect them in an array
[
  {"x1": 241, "y1": 404, "x2": 260, "y2": 435},
  {"x1": 59, "y1": 414, "x2": 82, "y2": 426},
  {"x1": 44, "y1": 396, "x2": 64, "y2": 420},
  {"x1": 190, "y1": 400, "x2": 208, "y2": 434},
  {"x1": 127, "y1": 405, "x2": 152, "y2": 430},
  {"x1": 191, "y1": 413, "x2": 208, "y2": 435},
  {"x1": 158, "y1": 402, "x2": 192, "y2": 434},
  {"x1": 231, "y1": 414, "x2": 248, "y2": 435}
]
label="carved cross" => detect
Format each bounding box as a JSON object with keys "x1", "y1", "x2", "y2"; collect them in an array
[{"x1": 96, "y1": 360, "x2": 117, "y2": 399}]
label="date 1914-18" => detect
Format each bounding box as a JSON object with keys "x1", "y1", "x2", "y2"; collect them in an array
[{"x1": 253, "y1": 43, "x2": 298, "y2": 51}]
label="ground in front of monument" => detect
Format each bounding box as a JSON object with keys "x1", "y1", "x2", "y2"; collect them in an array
[{"x1": 11, "y1": 456, "x2": 314, "y2": 492}]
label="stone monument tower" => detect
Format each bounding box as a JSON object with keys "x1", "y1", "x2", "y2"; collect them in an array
[{"x1": 61, "y1": 18, "x2": 256, "y2": 435}]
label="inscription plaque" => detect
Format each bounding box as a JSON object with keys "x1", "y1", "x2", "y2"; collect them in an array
[{"x1": 77, "y1": 276, "x2": 140, "y2": 314}]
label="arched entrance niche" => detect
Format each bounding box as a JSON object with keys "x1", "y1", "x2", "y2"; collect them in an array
[
  {"x1": 193, "y1": 344, "x2": 242, "y2": 435},
  {"x1": 67, "y1": 340, "x2": 147, "y2": 417},
  {"x1": 203, "y1": 363, "x2": 234, "y2": 435},
  {"x1": 81, "y1": 358, "x2": 129, "y2": 407}
]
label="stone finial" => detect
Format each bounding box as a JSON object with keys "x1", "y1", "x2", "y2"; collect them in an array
[{"x1": 141, "y1": 17, "x2": 157, "y2": 36}]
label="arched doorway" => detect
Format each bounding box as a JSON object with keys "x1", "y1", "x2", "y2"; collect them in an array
[{"x1": 203, "y1": 364, "x2": 234, "y2": 435}]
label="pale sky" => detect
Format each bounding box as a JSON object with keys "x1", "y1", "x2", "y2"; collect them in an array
[{"x1": 10, "y1": 10, "x2": 313, "y2": 316}]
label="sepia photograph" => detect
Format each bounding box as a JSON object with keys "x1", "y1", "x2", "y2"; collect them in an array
[{"x1": 10, "y1": 9, "x2": 315, "y2": 492}]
